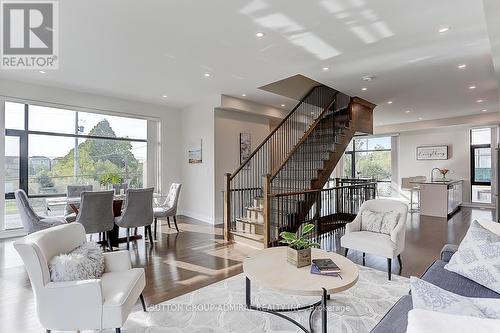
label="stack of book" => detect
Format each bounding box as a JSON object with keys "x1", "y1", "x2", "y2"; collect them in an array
[{"x1": 310, "y1": 259, "x2": 342, "y2": 278}]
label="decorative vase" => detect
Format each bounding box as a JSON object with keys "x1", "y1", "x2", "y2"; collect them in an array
[{"x1": 286, "y1": 247, "x2": 311, "y2": 268}]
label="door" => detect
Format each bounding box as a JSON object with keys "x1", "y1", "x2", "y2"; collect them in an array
[
  {"x1": 471, "y1": 144, "x2": 492, "y2": 203},
  {"x1": 3, "y1": 133, "x2": 27, "y2": 229}
]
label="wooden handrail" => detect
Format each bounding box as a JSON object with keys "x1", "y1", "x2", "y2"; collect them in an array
[
  {"x1": 269, "y1": 92, "x2": 339, "y2": 180},
  {"x1": 229, "y1": 85, "x2": 323, "y2": 180},
  {"x1": 268, "y1": 182, "x2": 378, "y2": 197}
]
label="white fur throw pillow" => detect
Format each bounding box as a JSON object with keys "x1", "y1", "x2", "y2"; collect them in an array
[
  {"x1": 361, "y1": 209, "x2": 399, "y2": 235},
  {"x1": 49, "y1": 242, "x2": 105, "y2": 282}
]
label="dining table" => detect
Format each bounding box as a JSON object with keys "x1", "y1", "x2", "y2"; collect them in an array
[{"x1": 47, "y1": 194, "x2": 143, "y2": 247}]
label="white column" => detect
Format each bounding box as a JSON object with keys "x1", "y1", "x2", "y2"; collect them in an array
[
  {"x1": 146, "y1": 120, "x2": 160, "y2": 192},
  {"x1": 0, "y1": 101, "x2": 5, "y2": 230}
]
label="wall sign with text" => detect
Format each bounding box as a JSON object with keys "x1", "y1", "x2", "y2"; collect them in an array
[{"x1": 416, "y1": 145, "x2": 449, "y2": 160}]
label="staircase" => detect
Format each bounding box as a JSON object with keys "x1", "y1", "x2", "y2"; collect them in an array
[{"x1": 224, "y1": 84, "x2": 375, "y2": 249}]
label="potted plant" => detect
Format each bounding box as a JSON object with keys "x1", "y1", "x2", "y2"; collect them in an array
[
  {"x1": 99, "y1": 172, "x2": 123, "y2": 190},
  {"x1": 439, "y1": 168, "x2": 450, "y2": 180},
  {"x1": 280, "y1": 223, "x2": 320, "y2": 268}
]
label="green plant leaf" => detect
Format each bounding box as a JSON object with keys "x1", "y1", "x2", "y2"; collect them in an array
[{"x1": 301, "y1": 223, "x2": 315, "y2": 236}]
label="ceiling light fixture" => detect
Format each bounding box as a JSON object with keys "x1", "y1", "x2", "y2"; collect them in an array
[
  {"x1": 242, "y1": 94, "x2": 246, "y2": 97},
  {"x1": 418, "y1": 117, "x2": 423, "y2": 120},
  {"x1": 322, "y1": 67, "x2": 329, "y2": 71},
  {"x1": 481, "y1": 109, "x2": 487, "y2": 112},
  {"x1": 361, "y1": 87, "x2": 367, "y2": 91},
  {"x1": 438, "y1": 26, "x2": 450, "y2": 33},
  {"x1": 362, "y1": 75, "x2": 375, "y2": 81},
  {"x1": 281, "y1": 104, "x2": 286, "y2": 107},
  {"x1": 387, "y1": 101, "x2": 393, "y2": 104},
  {"x1": 39, "y1": 70, "x2": 46, "y2": 74},
  {"x1": 458, "y1": 64, "x2": 466, "y2": 69},
  {"x1": 204, "y1": 73, "x2": 211, "y2": 77},
  {"x1": 405, "y1": 110, "x2": 411, "y2": 114},
  {"x1": 162, "y1": 94, "x2": 167, "y2": 98},
  {"x1": 476, "y1": 99, "x2": 484, "y2": 103},
  {"x1": 469, "y1": 85, "x2": 476, "y2": 89},
  {"x1": 255, "y1": 32, "x2": 265, "y2": 38}
]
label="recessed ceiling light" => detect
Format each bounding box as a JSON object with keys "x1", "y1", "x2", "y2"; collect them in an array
[
  {"x1": 204, "y1": 73, "x2": 211, "y2": 77},
  {"x1": 241, "y1": 94, "x2": 246, "y2": 97},
  {"x1": 362, "y1": 75, "x2": 375, "y2": 81},
  {"x1": 322, "y1": 67, "x2": 329, "y2": 71},
  {"x1": 468, "y1": 85, "x2": 476, "y2": 90},
  {"x1": 281, "y1": 104, "x2": 286, "y2": 107},
  {"x1": 458, "y1": 64, "x2": 467, "y2": 69},
  {"x1": 405, "y1": 110, "x2": 411, "y2": 114},
  {"x1": 361, "y1": 87, "x2": 367, "y2": 91},
  {"x1": 255, "y1": 32, "x2": 265, "y2": 38},
  {"x1": 39, "y1": 70, "x2": 46, "y2": 74},
  {"x1": 162, "y1": 94, "x2": 167, "y2": 98},
  {"x1": 438, "y1": 26, "x2": 450, "y2": 33},
  {"x1": 481, "y1": 109, "x2": 487, "y2": 112},
  {"x1": 418, "y1": 117, "x2": 423, "y2": 120},
  {"x1": 476, "y1": 99, "x2": 484, "y2": 103},
  {"x1": 387, "y1": 101, "x2": 393, "y2": 104}
]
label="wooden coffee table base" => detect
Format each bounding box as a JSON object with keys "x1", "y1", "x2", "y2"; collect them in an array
[{"x1": 245, "y1": 277, "x2": 329, "y2": 333}]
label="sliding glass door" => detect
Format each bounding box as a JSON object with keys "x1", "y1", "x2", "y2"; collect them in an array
[{"x1": 470, "y1": 128, "x2": 492, "y2": 204}]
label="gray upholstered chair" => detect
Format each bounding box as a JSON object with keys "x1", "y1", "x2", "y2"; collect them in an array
[
  {"x1": 115, "y1": 188, "x2": 154, "y2": 249},
  {"x1": 64, "y1": 184, "x2": 93, "y2": 222},
  {"x1": 75, "y1": 190, "x2": 115, "y2": 251},
  {"x1": 153, "y1": 183, "x2": 182, "y2": 238},
  {"x1": 14, "y1": 189, "x2": 67, "y2": 234}
]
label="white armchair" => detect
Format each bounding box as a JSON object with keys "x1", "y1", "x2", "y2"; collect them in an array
[
  {"x1": 340, "y1": 199, "x2": 408, "y2": 280},
  {"x1": 14, "y1": 223, "x2": 146, "y2": 333}
]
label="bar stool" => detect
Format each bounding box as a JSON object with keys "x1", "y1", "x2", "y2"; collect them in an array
[{"x1": 401, "y1": 176, "x2": 426, "y2": 213}]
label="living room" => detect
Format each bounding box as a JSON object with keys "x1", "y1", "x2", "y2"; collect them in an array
[{"x1": 1, "y1": 1, "x2": 500, "y2": 332}]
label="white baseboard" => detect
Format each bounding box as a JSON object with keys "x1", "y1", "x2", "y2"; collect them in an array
[
  {"x1": 177, "y1": 210, "x2": 214, "y2": 224},
  {"x1": 0, "y1": 228, "x2": 26, "y2": 239}
]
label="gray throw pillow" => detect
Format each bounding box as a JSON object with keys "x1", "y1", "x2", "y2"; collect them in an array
[
  {"x1": 49, "y1": 241, "x2": 105, "y2": 282},
  {"x1": 361, "y1": 209, "x2": 399, "y2": 235},
  {"x1": 445, "y1": 220, "x2": 500, "y2": 294},
  {"x1": 410, "y1": 277, "x2": 500, "y2": 319}
]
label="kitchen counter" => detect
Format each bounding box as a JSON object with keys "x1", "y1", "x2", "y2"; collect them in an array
[
  {"x1": 411, "y1": 179, "x2": 463, "y2": 218},
  {"x1": 410, "y1": 179, "x2": 462, "y2": 185}
]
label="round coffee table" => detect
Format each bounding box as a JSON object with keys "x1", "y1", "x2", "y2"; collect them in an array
[{"x1": 243, "y1": 246, "x2": 359, "y2": 333}]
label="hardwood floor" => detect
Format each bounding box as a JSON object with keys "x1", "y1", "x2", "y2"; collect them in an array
[{"x1": 0, "y1": 207, "x2": 494, "y2": 332}]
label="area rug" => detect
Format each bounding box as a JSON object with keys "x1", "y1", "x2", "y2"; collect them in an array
[{"x1": 100, "y1": 265, "x2": 409, "y2": 333}]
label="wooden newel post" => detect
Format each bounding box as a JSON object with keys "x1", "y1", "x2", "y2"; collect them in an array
[
  {"x1": 262, "y1": 174, "x2": 271, "y2": 248},
  {"x1": 224, "y1": 173, "x2": 231, "y2": 242}
]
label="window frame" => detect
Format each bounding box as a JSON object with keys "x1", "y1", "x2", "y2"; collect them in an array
[
  {"x1": 344, "y1": 136, "x2": 392, "y2": 183},
  {"x1": 5, "y1": 102, "x2": 148, "y2": 199}
]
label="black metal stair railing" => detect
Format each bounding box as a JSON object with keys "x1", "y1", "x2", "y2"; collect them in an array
[
  {"x1": 268, "y1": 181, "x2": 378, "y2": 246},
  {"x1": 226, "y1": 85, "x2": 341, "y2": 239}
]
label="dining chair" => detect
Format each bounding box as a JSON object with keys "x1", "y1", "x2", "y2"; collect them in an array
[
  {"x1": 75, "y1": 190, "x2": 115, "y2": 251},
  {"x1": 64, "y1": 184, "x2": 93, "y2": 222},
  {"x1": 112, "y1": 182, "x2": 129, "y2": 195},
  {"x1": 115, "y1": 188, "x2": 154, "y2": 249},
  {"x1": 153, "y1": 183, "x2": 182, "y2": 238},
  {"x1": 14, "y1": 189, "x2": 67, "y2": 234}
]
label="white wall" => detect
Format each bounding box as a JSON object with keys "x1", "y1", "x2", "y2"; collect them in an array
[
  {"x1": 214, "y1": 108, "x2": 273, "y2": 224},
  {"x1": 177, "y1": 95, "x2": 219, "y2": 223},
  {"x1": 397, "y1": 126, "x2": 472, "y2": 203}
]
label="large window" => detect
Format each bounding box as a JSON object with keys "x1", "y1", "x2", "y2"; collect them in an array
[
  {"x1": 4, "y1": 102, "x2": 148, "y2": 230},
  {"x1": 343, "y1": 136, "x2": 392, "y2": 195},
  {"x1": 470, "y1": 128, "x2": 491, "y2": 204}
]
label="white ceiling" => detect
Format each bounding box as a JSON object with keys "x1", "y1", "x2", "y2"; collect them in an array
[{"x1": 0, "y1": 0, "x2": 499, "y2": 126}]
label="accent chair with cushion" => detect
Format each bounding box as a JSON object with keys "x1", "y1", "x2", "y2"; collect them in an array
[
  {"x1": 341, "y1": 198, "x2": 408, "y2": 280},
  {"x1": 64, "y1": 184, "x2": 93, "y2": 222},
  {"x1": 13, "y1": 223, "x2": 146, "y2": 333},
  {"x1": 153, "y1": 183, "x2": 182, "y2": 238},
  {"x1": 115, "y1": 188, "x2": 154, "y2": 249},
  {"x1": 14, "y1": 189, "x2": 67, "y2": 234}
]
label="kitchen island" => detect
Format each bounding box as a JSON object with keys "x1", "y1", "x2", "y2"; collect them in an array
[{"x1": 410, "y1": 179, "x2": 463, "y2": 218}]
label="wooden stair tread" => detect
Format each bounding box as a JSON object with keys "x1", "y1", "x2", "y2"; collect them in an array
[
  {"x1": 231, "y1": 230, "x2": 264, "y2": 241},
  {"x1": 236, "y1": 217, "x2": 263, "y2": 225}
]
